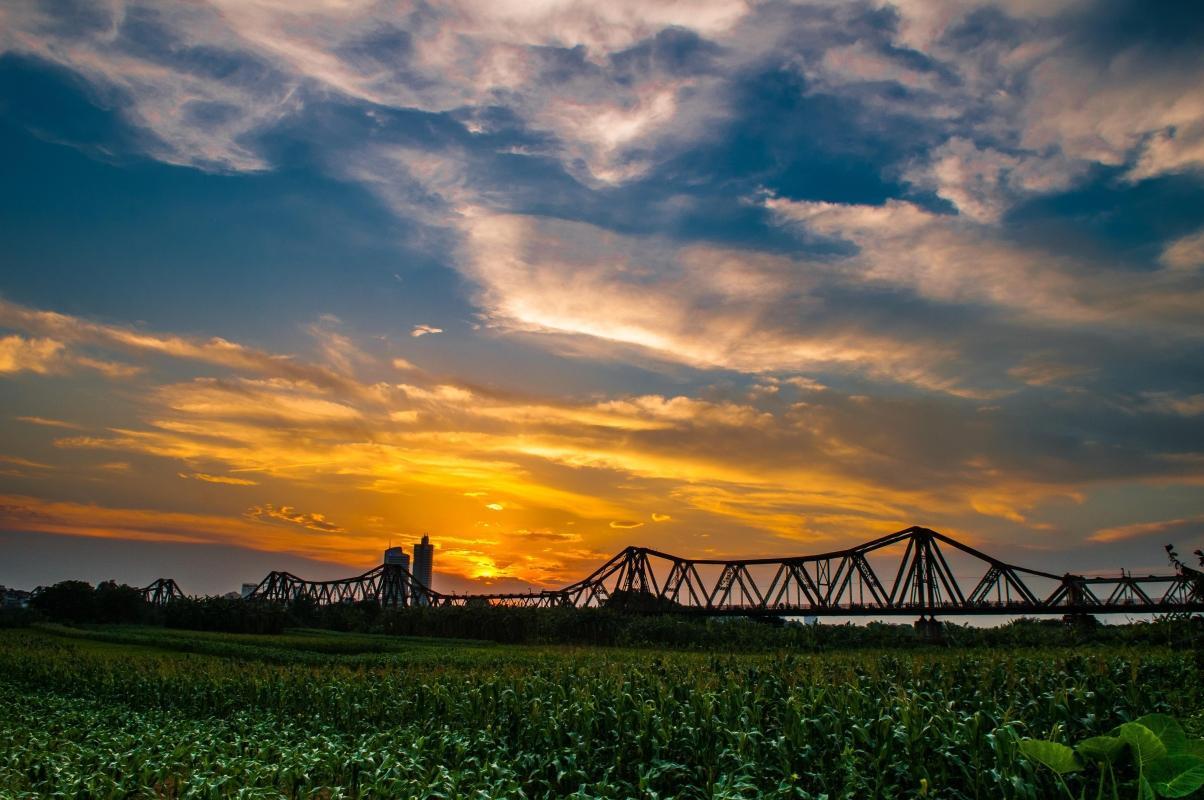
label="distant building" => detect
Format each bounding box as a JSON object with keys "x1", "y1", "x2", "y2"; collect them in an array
[
  {"x1": 240, "y1": 583, "x2": 259, "y2": 600},
  {"x1": 1, "y1": 587, "x2": 31, "y2": 609},
  {"x1": 383, "y1": 546, "x2": 410, "y2": 571},
  {"x1": 412, "y1": 534, "x2": 434, "y2": 605}
]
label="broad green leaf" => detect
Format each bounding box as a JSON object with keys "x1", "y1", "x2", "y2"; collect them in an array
[
  {"x1": 1019, "y1": 739, "x2": 1082, "y2": 775},
  {"x1": 1118, "y1": 723, "x2": 1169, "y2": 768},
  {"x1": 1184, "y1": 740, "x2": 1204, "y2": 758},
  {"x1": 1147, "y1": 755, "x2": 1204, "y2": 798},
  {"x1": 1139, "y1": 775, "x2": 1156, "y2": 800},
  {"x1": 1077, "y1": 735, "x2": 1126, "y2": 764},
  {"x1": 1135, "y1": 714, "x2": 1188, "y2": 755}
]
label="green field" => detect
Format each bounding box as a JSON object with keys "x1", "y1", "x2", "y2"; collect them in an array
[{"x1": 0, "y1": 625, "x2": 1200, "y2": 799}]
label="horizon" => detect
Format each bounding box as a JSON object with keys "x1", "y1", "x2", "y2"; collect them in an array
[{"x1": 3, "y1": 0, "x2": 1204, "y2": 597}]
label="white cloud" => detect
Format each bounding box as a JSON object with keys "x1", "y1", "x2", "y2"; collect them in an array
[
  {"x1": 449, "y1": 207, "x2": 976, "y2": 392},
  {"x1": 765, "y1": 195, "x2": 1204, "y2": 328},
  {"x1": 905, "y1": 138, "x2": 1083, "y2": 223}
]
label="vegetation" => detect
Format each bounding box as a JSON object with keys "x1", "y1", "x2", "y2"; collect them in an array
[
  {"x1": 1019, "y1": 713, "x2": 1204, "y2": 798},
  {"x1": 0, "y1": 625, "x2": 1201, "y2": 798}
]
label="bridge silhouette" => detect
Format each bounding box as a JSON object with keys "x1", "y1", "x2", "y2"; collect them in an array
[{"x1": 142, "y1": 526, "x2": 1203, "y2": 617}]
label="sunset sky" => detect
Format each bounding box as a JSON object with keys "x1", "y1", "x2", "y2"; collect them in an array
[{"x1": 2, "y1": 0, "x2": 1203, "y2": 596}]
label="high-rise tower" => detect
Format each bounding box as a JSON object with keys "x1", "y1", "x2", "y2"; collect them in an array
[
  {"x1": 383, "y1": 546, "x2": 412, "y2": 606},
  {"x1": 411, "y1": 534, "x2": 434, "y2": 605},
  {"x1": 383, "y1": 546, "x2": 410, "y2": 571}
]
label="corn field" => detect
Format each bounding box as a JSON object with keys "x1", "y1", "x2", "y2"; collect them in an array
[{"x1": 0, "y1": 626, "x2": 1199, "y2": 799}]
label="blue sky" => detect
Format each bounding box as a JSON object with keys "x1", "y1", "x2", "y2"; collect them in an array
[{"x1": 1, "y1": 0, "x2": 1202, "y2": 594}]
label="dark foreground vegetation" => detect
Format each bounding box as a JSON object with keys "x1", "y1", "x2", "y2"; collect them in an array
[
  {"x1": 8, "y1": 578, "x2": 1204, "y2": 654},
  {"x1": 1, "y1": 624, "x2": 1201, "y2": 798}
]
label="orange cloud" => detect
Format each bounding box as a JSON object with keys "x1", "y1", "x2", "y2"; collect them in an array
[
  {"x1": 16, "y1": 415, "x2": 85, "y2": 430},
  {"x1": 0, "y1": 335, "x2": 138, "y2": 378},
  {"x1": 245, "y1": 503, "x2": 346, "y2": 533},
  {"x1": 1090, "y1": 515, "x2": 1204, "y2": 544},
  {"x1": 0, "y1": 336, "x2": 64, "y2": 373},
  {"x1": 0, "y1": 299, "x2": 359, "y2": 394},
  {"x1": 0, "y1": 493, "x2": 362, "y2": 563},
  {"x1": 178, "y1": 472, "x2": 259, "y2": 486}
]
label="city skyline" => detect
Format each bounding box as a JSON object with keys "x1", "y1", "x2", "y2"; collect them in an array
[{"x1": 2, "y1": 0, "x2": 1204, "y2": 596}]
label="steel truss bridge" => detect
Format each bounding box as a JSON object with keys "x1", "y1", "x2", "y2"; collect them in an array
[{"x1": 144, "y1": 526, "x2": 1204, "y2": 617}]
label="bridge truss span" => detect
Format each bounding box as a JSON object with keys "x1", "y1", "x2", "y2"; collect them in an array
[
  {"x1": 149, "y1": 526, "x2": 1204, "y2": 616},
  {"x1": 565, "y1": 527, "x2": 1204, "y2": 616}
]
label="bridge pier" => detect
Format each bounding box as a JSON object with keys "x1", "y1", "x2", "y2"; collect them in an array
[
  {"x1": 1061, "y1": 612, "x2": 1100, "y2": 631},
  {"x1": 914, "y1": 615, "x2": 944, "y2": 642}
]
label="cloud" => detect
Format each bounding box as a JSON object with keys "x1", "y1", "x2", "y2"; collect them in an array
[
  {"x1": 15, "y1": 416, "x2": 84, "y2": 430},
  {"x1": 1161, "y1": 229, "x2": 1204, "y2": 272},
  {"x1": 904, "y1": 138, "x2": 1083, "y2": 224},
  {"x1": 245, "y1": 503, "x2": 346, "y2": 534},
  {"x1": 765, "y1": 195, "x2": 1204, "y2": 330},
  {"x1": 34, "y1": 308, "x2": 1202, "y2": 550},
  {"x1": 1, "y1": 3, "x2": 301, "y2": 171},
  {"x1": 1090, "y1": 515, "x2": 1204, "y2": 544},
  {"x1": 451, "y1": 208, "x2": 974, "y2": 392},
  {"x1": 0, "y1": 334, "x2": 137, "y2": 378},
  {"x1": 0, "y1": 0, "x2": 750, "y2": 183},
  {"x1": 154, "y1": 378, "x2": 363, "y2": 425},
  {"x1": 307, "y1": 320, "x2": 372, "y2": 375},
  {"x1": 178, "y1": 472, "x2": 259, "y2": 486},
  {"x1": 0, "y1": 492, "x2": 354, "y2": 559},
  {"x1": 6, "y1": 0, "x2": 1204, "y2": 201},
  {"x1": 1143, "y1": 393, "x2": 1204, "y2": 418},
  {"x1": 0, "y1": 333, "x2": 143, "y2": 378},
  {"x1": 0, "y1": 298, "x2": 361, "y2": 395},
  {"x1": 1006, "y1": 356, "x2": 1093, "y2": 387},
  {"x1": 0, "y1": 455, "x2": 53, "y2": 470},
  {"x1": 1, "y1": 334, "x2": 67, "y2": 374},
  {"x1": 410, "y1": 324, "x2": 444, "y2": 338},
  {"x1": 4, "y1": 298, "x2": 1200, "y2": 582}
]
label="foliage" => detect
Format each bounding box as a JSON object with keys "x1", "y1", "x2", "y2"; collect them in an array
[
  {"x1": 29, "y1": 580, "x2": 151, "y2": 624},
  {"x1": 0, "y1": 625, "x2": 1200, "y2": 798},
  {"x1": 369, "y1": 605, "x2": 1204, "y2": 651},
  {"x1": 1019, "y1": 714, "x2": 1204, "y2": 798},
  {"x1": 163, "y1": 597, "x2": 288, "y2": 635}
]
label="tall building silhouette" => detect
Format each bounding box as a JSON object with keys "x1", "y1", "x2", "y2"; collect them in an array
[
  {"x1": 383, "y1": 546, "x2": 413, "y2": 606},
  {"x1": 383, "y1": 546, "x2": 410, "y2": 572},
  {"x1": 412, "y1": 534, "x2": 434, "y2": 605}
]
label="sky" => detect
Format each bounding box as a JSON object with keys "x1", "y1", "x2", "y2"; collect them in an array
[{"x1": 1, "y1": 0, "x2": 1203, "y2": 597}]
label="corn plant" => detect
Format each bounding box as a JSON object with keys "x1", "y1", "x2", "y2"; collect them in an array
[
  {"x1": 0, "y1": 626, "x2": 1199, "y2": 799},
  {"x1": 1019, "y1": 714, "x2": 1204, "y2": 799}
]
